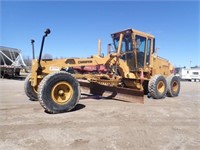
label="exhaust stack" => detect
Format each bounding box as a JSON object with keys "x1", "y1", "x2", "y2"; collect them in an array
[{"x1": 98, "y1": 39, "x2": 101, "y2": 56}]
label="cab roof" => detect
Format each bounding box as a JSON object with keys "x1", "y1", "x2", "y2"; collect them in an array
[{"x1": 111, "y1": 28, "x2": 154, "y2": 38}]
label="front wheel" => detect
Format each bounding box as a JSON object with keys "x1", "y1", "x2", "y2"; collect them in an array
[
  {"x1": 38, "y1": 71, "x2": 80, "y2": 114},
  {"x1": 24, "y1": 74, "x2": 38, "y2": 101},
  {"x1": 148, "y1": 75, "x2": 167, "y2": 99},
  {"x1": 166, "y1": 75, "x2": 180, "y2": 97}
]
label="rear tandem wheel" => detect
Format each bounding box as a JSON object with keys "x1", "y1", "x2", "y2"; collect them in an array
[
  {"x1": 166, "y1": 75, "x2": 180, "y2": 97},
  {"x1": 38, "y1": 71, "x2": 80, "y2": 114}
]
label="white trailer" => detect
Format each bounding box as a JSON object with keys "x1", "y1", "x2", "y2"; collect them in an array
[
  {"x1": 0, "y1": 46, "x2": 26, "y2": 78},
  {"x1": 179, "y1": 68, "x2": 200, "y2": 82}
]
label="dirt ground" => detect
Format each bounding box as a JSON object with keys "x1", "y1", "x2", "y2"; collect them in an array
[{"x1": 0, "y1": 78, "x2": 199, "y2": 150}]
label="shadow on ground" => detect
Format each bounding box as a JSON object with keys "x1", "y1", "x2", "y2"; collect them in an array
[{"x1": 44, "y1": 104, "x2": 86, "y2": 114}]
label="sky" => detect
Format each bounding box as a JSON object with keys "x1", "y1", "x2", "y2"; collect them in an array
[{"x1": 1, "y1": 0, "x2": 200, "y2": 68}]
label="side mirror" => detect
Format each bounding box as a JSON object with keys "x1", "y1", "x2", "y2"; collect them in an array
[
  {"x1": 45, "y1": 28, "x2": 51, "y2": 36},
  {"x1": 37, "y1": 28, "x2": 51, "y2": 73},
  {"x1": 31, "y1": 39, "x2": 35, "y2": 59}
]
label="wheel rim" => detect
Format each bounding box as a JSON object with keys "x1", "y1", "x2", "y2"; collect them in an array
[
  {"x1": 157, "y1": 81, "x2": 165, "y2": 93},
  {"x1": 172, "y1": 81, "x2": 178, "y2": 92},
  {"x1": 51, "y1": 81, "x2": 74, "y2": 105}
]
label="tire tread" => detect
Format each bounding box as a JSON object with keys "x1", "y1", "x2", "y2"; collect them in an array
[
  {"x1": 148, "y1": 74, "x2": 167, "y2": 99},
  {"x1": 166, "y1": 75, "x2": 180, "y2": 97},
  {"x1": 38, "y1": 71, "x2": 80, "y2": 114},
  {"x1": 24, "y1": 74, "x2": 38, "y2": 101}
]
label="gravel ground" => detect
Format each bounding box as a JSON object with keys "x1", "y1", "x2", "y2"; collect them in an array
[{"x1": 0, "y1": 78, "x2": 200, "y2": 150}]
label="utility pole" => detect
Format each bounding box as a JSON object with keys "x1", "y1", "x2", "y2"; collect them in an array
[{"x1": 189, "y1": 60, "x2": 192, "y2": 68}]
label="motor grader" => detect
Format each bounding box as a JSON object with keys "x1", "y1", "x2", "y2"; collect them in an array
[{"x1": 24, "y1": 28, "x2": 180, "y2": 114}]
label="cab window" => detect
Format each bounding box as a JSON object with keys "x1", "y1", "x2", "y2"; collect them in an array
[
  {"x1": 135, "y1": 35, "x2": 146, "y2": 68},
  {"x1": 113, "y1": 34, "x2": 132, "y2": 53},
  {"x1": 146, "y1": 39, "x2": 151, "y2": 65}
]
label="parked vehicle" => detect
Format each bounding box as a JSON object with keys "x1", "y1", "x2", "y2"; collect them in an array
[
  {"x1": 176, "y1": 68, "x2": 200, "y2": 82},
  {"x1": 25, "y1": 28, "x2": 180, "y2": 114},
  {"x1": 0, "y1": 46, "x2": 26, "y2": 78}
]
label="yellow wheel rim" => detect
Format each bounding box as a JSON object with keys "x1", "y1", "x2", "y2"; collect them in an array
[
  {"x1": 51, "y1": 81, "x2": 73, "y2": 105},
  {"x1": 172, "y1": 81, "x2": 178, "y2": 92},
  {"x1": 157, "y1": 81, "x2": 165, "y2": 93}
]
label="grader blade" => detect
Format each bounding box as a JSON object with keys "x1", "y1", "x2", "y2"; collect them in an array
[{"x1": 79, "y1": 80, "x2": 144, "y2": 103}]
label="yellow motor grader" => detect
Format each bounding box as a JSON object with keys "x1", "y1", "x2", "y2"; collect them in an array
[{"x1": 24, "y1": 28, "x2": 180, "y2": 113}]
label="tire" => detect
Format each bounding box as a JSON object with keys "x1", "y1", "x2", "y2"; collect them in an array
[
  {"x1": 148, "y1": 75, "x2": 167, "y2": 99},
  {"x1": 143, "y1": 80, "x2": 149, "y2": 95},
  {"x1": 38, "y1": 71, "x2": 80, "y2": 114},
  {"x1": 166, "y1": 75, "x2": 180, "y2": 97},
  {"x1": 24, "y1": 74, "x2": 38, "y2": 101}
]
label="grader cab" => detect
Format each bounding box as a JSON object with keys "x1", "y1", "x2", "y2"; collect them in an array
[{"x1": 24, "y1": 28, "x2": 180, "y2": 114}]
